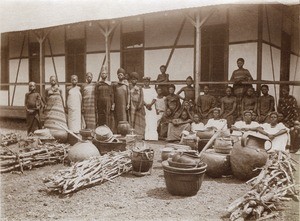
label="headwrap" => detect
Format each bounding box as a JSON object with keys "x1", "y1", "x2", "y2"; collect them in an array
[
  {"x1": 243, "y1": 110, "x2": 253, "y2": 116},
  {"x1": 130, "y1": 72, "x2": 139, "y2": 80},
  {"x1": 212, "y1": 107, "x2": 221, "y2": 113},
  {"x1": 117, "y1": 68, "x2": 125, "y2": 74}
]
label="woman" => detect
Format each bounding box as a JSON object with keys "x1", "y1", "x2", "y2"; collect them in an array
[
  {"x1": 95, "y1": 71, "x2": 115, "y2": 130},
  {"x1": 231, "y1": 110, "x2": 261, "y2": 137},
  {"x1": 230, "y1": 58, "x2": 253, "y2": 118},
  {"x1": 129, "y1": 72, "x2": 146, "y2": 137},
  {"x1": 166, "y1": 110, "x2": 192, "y2": 142},
  {"x1": 205, "y1": 108, "x2": 228, "y2": 133},
  {"x1": 165, "y1": 84, "x2": 181, "y2": 117},
  {"x1": 158, "y1": 108, "x2": 173, "y2": 139},
  {"x1": 258, "y1": 112, "x2": 289, "y2": 152},
  {"x1": 241, "y1": 87, "x2": 258, "y2": 114},
  {"x1": 277, "y1": 85, "x2": 299, "y2": 128},
  {"x1": 257, "y1": 85, "x2": 275, "y2": 123},
  {"x1": 66, "y1": 75, "x2": 85, "y2": 133},
  {"x1": 143, "y1": 77, "x2": 158, "y2": 140},
  {"x1": 197, "y1": 85, "x2": 216, "y2": 124},
  {"x1": 113, "y1": 68, "x2": 130, "y2": 126},
  {"x1": 44, "y1": 76, "x2": 68, "y2": 132},
  {"x1": 81, "y1": 72, "x2": 96, "y2": 130},
  {"x1": 220, "y1": 86, "x2": 237, "y2": 127}
]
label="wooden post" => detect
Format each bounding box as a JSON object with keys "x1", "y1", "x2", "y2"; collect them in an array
[
  {"x1": 98, "y1": 22, "x2": 118, "y2": 81},
  {"x1": 195, "y1": 12, "x2": 201, "y2": 103},
  {"x1": 185, "y1": 9, "x2": 216, "y2": 102},
  {"x1": 38, "y1": 38, "x2": 44, "y2": 96},
  {"x1": 257, "y1": 5, "x2": 263, "y2": 95}
]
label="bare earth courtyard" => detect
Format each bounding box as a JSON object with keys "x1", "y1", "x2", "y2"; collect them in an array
[{"x1": 0, "y1": 118, "x2": 299, "y2": 221}]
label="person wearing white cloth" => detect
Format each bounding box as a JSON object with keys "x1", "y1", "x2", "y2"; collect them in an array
[
  {"x1": 231, "y1": 110, "x2": 261, "y2": 137},
  {"x1": 258, "y1": 112, "x2": 289, "y2": 151},
  {"x1": 205, "y1": 108, "x2": 229, "y2": 136},
  {"x1": 142, "y1": 77, "x2": 158, "y2": 140}
]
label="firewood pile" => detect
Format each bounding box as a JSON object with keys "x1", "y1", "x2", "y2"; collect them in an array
[
  {"x1": 0, "y1": 141, "x2": 69, "y2": 173},
  {"x1": 227, "y1": 151, "x2": 299, "y2": 221},
  {"x1": 43, "y1": 150, "x2": 132, "y2": 195},
  {"x1": 0, "y1": 132, "x2": 21, "y2": 147}
]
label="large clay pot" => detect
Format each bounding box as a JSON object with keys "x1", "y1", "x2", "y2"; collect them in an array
[
  {"x1": 230, "y1": 133, "x2": 269, "y2": 180},
  {"x1": 49, "y1": 129, "x2": 68, "y2": 143},
  {"x1": 131, "y1": 147, "x2": 154, "y2": 174},
  {"x1": 196, "y1": 129, "x2": 214, "y2": 139},
  {"x1": 202, "y1": 149, "x2": 231, "y2": 178},
  {"x1": 68, "y1": 141, "x2": 100, "y2": 163},
  {"x1": 117, "y1": 121, "x2": 131, "y2": 136}
]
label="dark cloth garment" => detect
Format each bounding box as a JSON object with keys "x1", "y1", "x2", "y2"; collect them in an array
[
  {"x1": 81, "y1": 83, "x2": 96, "y2": 129},
  {"x1": 179, "y1": 86, "x2": 195, "y2": 102},
  {"x1": 242, "y1": 96, "x2": 257, "y2": 113},
  {"x1": 25, "y1": 92, "x2": 42, "y2": 134},
  {"x1": 96, "y1": 81, "x2": 115, "y2": 130},
  {"x1": 230, "y1": 68, "x2": 253, "y2": 118},
  {"x1": 156, "y1": 73, "x2": 170, "y2": 97},
  {"x1": 230, "y1": 68, "x2": 253, "y2": 97},
  {"x1": 113, "y1": 81, "x2": 130, "y2": 124},
  {"x1": 221, "y1": 96, "x2": 237, "y2": 128},
  {"x1": 165, "y1": 94, "x2": 181, "y2": 117},
  {"x1": 258, "y1": 94, "x2": 275, "y2": 123},
  {"x1": 166, "y1": 120, "x2": 191, "y2": 142},
  {"x1": 129, "y1": 85, "x2": 146, "y2": 137},
  {"x1": 277, "y1": 95, "x2": 299, "y2": 128},
  {"x1": 158, "y1": 114, "x2": 173, "y2": 139},
  {"x1": 197, "y1": 94, "x2": 216, "y2": 124}
]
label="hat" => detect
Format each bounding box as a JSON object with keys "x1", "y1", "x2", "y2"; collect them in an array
[{"x1": 212, "y1": 107, "x2": 221, "y2": 113}]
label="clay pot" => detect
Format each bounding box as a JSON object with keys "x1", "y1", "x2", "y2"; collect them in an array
[
  {"x1": 230, "y1": 134, "x2": 269, "y2": 180},
  {"x1": 68, "y1": 141, "x2": 100, "y2": 163},
  {"x1": 214, "y1": 137, "x2": 233, "y2": 154},
  {"x1": 196, "y1": 129, "x2": 214, "y2": 139},
  {"x1": 131, "y1": 148, "x2": 154, "y2": 173},
  {"x1": 201, "y1": 149, "x2": 231, "y2": 178},
  {"x1": 117, "y1": 121, "x2": 131, "y2": 136}
]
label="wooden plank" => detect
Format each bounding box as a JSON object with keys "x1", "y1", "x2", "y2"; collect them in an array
[
  {"x1": 165, "y1": 18, "x2": 186, "y2": 68},
  {"x1": 11, "y1": 34, "x2": 26, "y2": 106}
]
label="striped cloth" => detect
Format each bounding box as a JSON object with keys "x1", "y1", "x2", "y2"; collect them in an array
[
  {"x1": 82, "y1": 83, "x2": 96, "y2": 129},
  {"x1": 44, "y1": 88, "x2": 68, "y2": 131}
]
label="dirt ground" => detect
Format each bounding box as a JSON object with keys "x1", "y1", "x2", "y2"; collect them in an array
[{"x1": 0, "y1": 118, "x2": 299, "y2": 221}]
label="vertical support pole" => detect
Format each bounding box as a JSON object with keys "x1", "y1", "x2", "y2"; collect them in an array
[
  {"x1": 105, "y1": 26, "x2": 111, "y2": 80},
  {"x1": 195, "y1": 12, "x2": 201, "y2": 102},
  {"x1": 257, "y1": 5, "x2": 263, "y2": 94},
  {"x1": 38, "y1": 38, "x2": 44, "y2": 96}
]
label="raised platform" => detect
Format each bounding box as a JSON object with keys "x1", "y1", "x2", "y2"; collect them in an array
[{"x1": 0, "y1": 106, "x2": 26, "y2": 119}]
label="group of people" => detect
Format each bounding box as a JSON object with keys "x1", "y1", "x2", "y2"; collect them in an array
[{"x1": 24, "y1": 58, "x2": 299, "y2": 152}]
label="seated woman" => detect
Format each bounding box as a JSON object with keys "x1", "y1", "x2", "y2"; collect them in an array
[
  {"x1": 231, "y1": 110, "x2": 261, "y2": 137},
  {"x1": 257, "y1": 112, "x2": 289, "y2": 152},
  {"x1": 205, "y1": 108, "x2": 228, "y2": 132},
  {"x1": 166, "y1": 110, "x2": 192, "y2": 142},
  {"x1": 158, "y1": 108, "x2": 173, "y2": 139},
  {"x1": 180, "y1": 114, "x2": 205, "y2": 146}
]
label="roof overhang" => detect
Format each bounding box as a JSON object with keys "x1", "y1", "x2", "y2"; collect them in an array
[{"x1": 0, "y1": 0, "x2": 298, "y2": 34}]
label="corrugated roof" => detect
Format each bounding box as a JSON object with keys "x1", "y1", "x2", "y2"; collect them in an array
[{"x1": 0, "y1": 0, "x2": 298, "y2": 33}]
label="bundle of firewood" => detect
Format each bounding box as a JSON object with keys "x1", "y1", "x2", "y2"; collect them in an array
[
  {"x1": 43, "y1": 150, "x2": 132, "y2": 195},
  {"x1": 227, "y1": 151, "x2": 299, "y2": 221},
  {"x1": 0, "y1": 132, "x2": 21, "y2": 147},
  {"x1": 0, "y1": 142, "x2": 69, "y2": 173}
]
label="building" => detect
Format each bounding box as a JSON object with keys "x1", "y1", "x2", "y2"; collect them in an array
[{"x1": 0, "y1": 2, "x2": 299, "y2": 118}]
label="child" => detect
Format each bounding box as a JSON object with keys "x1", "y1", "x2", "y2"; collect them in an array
[
  {"x1": 241, "y1": 87, "x2": 258, "y2": 115},
  {"x1": 257, "y1": 85, "x2": 275, "y2": 123},
  {"x1": 156, "y1": 65, "x2": 170, "y2": 97},
  {"x1": 176, "y1": 76, "x2": 195, "y2": 103},
  {"x1": 220, "y1": 86, "x2": 237, "y2": 128},
  {"x1": 154, "y1": 87, "x2": 166, "y2": 125},
  {"x1": 25, "y1": 82, "x2": 43, "y2": 134},
  {"x1": 196, "y1": 85, "x2": 216, "y2": 124},
  {"x1": 66, "y1": 75, "x2": 84, "y2": 133},
  {"x1": 158, "y1": 108, "x2": 173, "y2": 139},
  {"x1": 191, "y1": 114, "x2": 205, "y2": 132}
]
